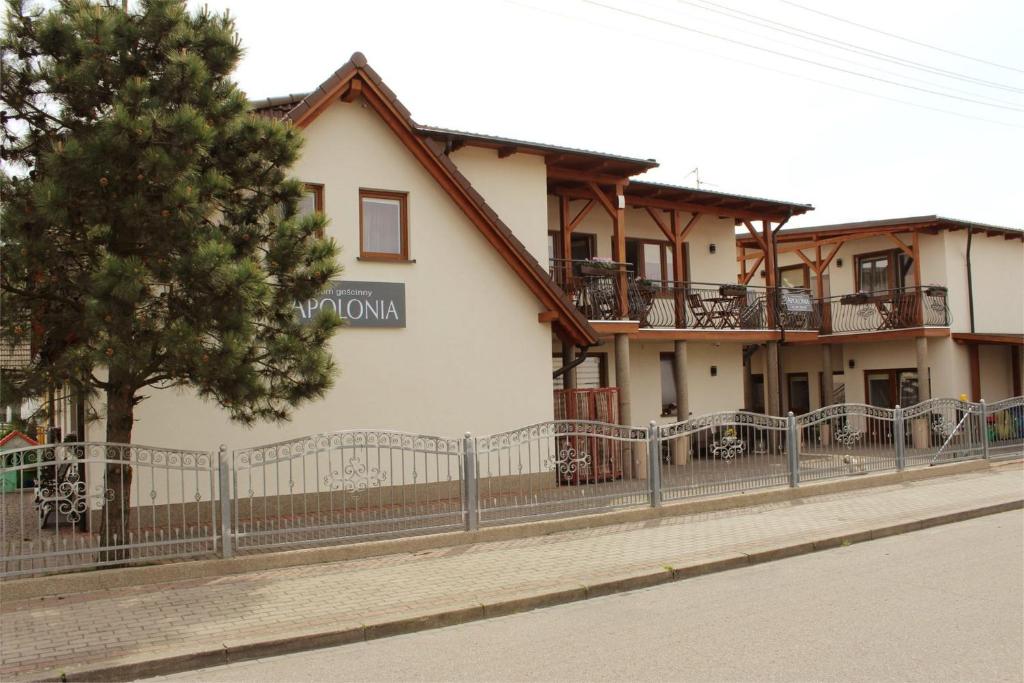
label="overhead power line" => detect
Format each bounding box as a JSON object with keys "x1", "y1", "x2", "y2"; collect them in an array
[
  {"x1": 777, "y1": 0, "x2": 1024, "y2": 75},
  {"x1": 670, "y1": 0, "x2": 1024, "y2": 95},
  {"x1": 647, "y1": 0, "x2": 1023, "y2": 109},
  {"x1": 503, "y1": 0, "x2": 1024, "y2": 129},
  {"x1": 583, "y1": 0, "x2": 1024, "y2": 112}
]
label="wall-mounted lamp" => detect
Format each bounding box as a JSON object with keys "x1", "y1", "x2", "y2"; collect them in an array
[
  {"x1": 710, "y1": 365, "x2": 718, "y2": 377},
  {"x1": 848, "y1": 359, "x2": 856, "y2": 369},
  {"x1": 709, "y1": 243, "x2": 717, "y2": 254},
  {"x1": 836, "y1": 258, "x2": 844, "y2": 268},
  {"x1": 760, "y1": 270, "x2": 766, "y2": 278}
]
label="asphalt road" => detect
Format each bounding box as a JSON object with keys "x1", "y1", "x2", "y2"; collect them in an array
[{"x1": 149, "y1": 510, "x2": 1024, "y2": 683}]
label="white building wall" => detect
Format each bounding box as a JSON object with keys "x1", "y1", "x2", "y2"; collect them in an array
[
  {"x1": 100, "y1": 98, "x2": 555, "y2": 452},
  {"x1": 448, "y1": 147, "x2": 550, "y2": 267}
]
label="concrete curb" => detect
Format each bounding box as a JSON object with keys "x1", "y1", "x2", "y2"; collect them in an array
[
  {"x1": 31, "y1": 496, "x2": 1023, "y2": 683},
  {"x1": 2, "y1": 457, "x2": 1000, "y2": 602}
]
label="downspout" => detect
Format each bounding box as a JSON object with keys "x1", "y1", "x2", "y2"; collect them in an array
[
  {"x1": 966, "y1": 224, "x2": 975, "y2": 333},
  {"x1": 553, "y1": 344, "x2": 593, "y2": 380}
]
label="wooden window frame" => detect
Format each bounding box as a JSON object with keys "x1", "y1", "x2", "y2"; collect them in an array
[
  {"x1": 620, "y1": 237, "x2": 686, "y2": 286},
  {"x1": 778, "y1": 263, "x2": 810, "y2": 289},
  {"x1": 854, "y1": 248, "x2": 915, "y2": 292},
  {"x1": 548, "y1": 231, "x2": 597, "y2": 262},
  {"x1": 303, "y1": 183, "x2": 325, "y2": 238},
  {"x1": 359, "y1": 188, "x2": 409, "y2": 262}
]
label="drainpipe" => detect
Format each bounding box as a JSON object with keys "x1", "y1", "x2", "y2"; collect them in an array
[
  {"x1": 966, "y1": 224, "x2": 975, "y2": 333},
  {"x1": 552, "y1": 344, "x2": 592, "y2": 380}
]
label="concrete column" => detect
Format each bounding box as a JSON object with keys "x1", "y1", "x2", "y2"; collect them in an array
[
  {"x1": 561, "y1": 344, "x2": 576, "y2": 390},
  {"x1": 915, "y1": 336, "x2": 930, "y2": 402},
  {"x1": 673, "y1": 340, "x2": 688, "y2": 421},
  {"x1": 614, "y1": 333, "x2": 632, "y2": 426},
  {"x1": 672, "y1": 340, "x2": 689, "y2": 465},
  {"x1": 613, "y1": 333, "x2": 642, "y2": 477},
  {"x1": 766, "y1": 341, "x2": 781, "y2": 416},
  {"x1": 821, "y1": 345, "x2": 834, "y2": 407}
]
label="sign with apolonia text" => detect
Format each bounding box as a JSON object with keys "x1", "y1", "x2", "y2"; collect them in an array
[{"x1": 296, "y1": 280, "x2": 406, "y2": 327}]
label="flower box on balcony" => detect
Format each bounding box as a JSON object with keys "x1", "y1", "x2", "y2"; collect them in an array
[
  {"x1": 579, "y1": 259, "x2": 619, "y2": 276},
  {"x1": 924, "y1": 286, "x2": 948, "y2": 297},
  {"x1": 719, "y1": 284, "x2": 747, "y2": 298},
  {"x1": 840, "y1": 292, "x2": 869, "y2": 305}
]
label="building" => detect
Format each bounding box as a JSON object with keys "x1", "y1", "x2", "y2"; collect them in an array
[
  {"x1": 24, "y1": 53, "x2": 1024, "y2": 451},
  {"x1": 739, "y1": 216, "x2": 1024, "y2": 416}
]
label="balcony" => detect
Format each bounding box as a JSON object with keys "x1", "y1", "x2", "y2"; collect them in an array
[
  {"x1": 819, "y1": 286, "x2": 950, "y2": 335},
  {"x1": 550, "y1": 259, "x2": 818, "y2": 332}
]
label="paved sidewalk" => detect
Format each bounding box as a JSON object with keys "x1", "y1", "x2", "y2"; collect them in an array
[{"x1": 2, "y1": 465, "x2": 1022, "y2": 681}]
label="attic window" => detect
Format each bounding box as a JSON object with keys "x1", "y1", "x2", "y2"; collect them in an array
[{"x1": 359, "y1": 189, "x2": 409, "y2": 261}]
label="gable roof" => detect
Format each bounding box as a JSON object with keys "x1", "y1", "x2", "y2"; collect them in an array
[{"x1": 254, "y1": 53, "x2": 597, "y2": 346}]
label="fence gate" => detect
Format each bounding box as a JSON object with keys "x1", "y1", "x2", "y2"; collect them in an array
[
  {"x1": 902, "y1": 399, "x2": 984, "y2": 466},
  {"x1": 658, "y1": 411, "x2": 790, "y2": 501},
  {"x1": 796, "y1": 404, "x2": 898, "y2": 481},
  {"x1": 473, "y1": 420, "x2": 649, "y2": 524},
  {"x1": 228, "y1": 431, "x2": 465, "y2": 553}
]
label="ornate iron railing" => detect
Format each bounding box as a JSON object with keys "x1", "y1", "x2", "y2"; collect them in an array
[
  {"x1": 550, "y1": 260, "x2": 817, "y2": 331},
  {"x1": 2, "y1": 395, "x2": 1018, "y2": 578},
  {"x1": 819, "y1": 285, "x2": 950, "y2": 334}
]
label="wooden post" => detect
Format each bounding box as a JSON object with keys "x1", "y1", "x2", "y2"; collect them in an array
[
  {"x1": 559, "y1": 196, "x2": 570, "y2": 281},
  {"x1": 763, "y1": 220, "x2": 777, "y2": 328},
  {"x1": 613, "y1": 183, "x2": 628, "y2": 318}
]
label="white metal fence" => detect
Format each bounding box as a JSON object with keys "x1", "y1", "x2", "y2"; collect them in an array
[{"x1": 1, "y1": 396, "x2": 1021, "y2": 578}]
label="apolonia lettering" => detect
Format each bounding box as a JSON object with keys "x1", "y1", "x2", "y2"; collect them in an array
[{"x1": 296, "y1": 280, "x2": 406, "y2": 328}]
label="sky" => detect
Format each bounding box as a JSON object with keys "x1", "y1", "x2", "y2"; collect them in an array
[{"x1": 189, "y1": 0, "x2": 1024, "y2": 229}]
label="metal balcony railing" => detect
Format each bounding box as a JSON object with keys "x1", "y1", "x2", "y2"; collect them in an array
[
  {"x1": 819, "y1": 286, "x2": 950, "y2": 334},
  {"x1": 550, "y1": 260, "x2": 819, "y2": 331}
]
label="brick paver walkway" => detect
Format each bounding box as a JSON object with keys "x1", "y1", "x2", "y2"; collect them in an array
[{"x1": 2, "y1": 465, "x2": 1022, "y2": 680}]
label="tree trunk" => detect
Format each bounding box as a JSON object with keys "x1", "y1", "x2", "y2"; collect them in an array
[{"x1": 98, "y1": 381, "x2": 135, "y2": 564}]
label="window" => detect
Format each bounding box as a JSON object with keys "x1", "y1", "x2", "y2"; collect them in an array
[
  {"x1": 778, "y1": 264, "x2": 809, "y2": 289},
  {"x1": 359, "y1": 189, "x2": 408, "y2": 260},
  {"x1": 623, "y1": 238, "x2": 681, "y2": 286},
  {"x1": 548, "y1": 232, "x2": 596, "y2": 264},
  {"x1": 298, "y1": 183, "x2": 324, "y2": 237},
  {"x1": 855, "y1": 249, "x2": 914, "y2": 294}
]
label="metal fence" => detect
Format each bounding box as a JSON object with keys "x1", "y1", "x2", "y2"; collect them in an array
[
  {"x1": 229, "y1": 431, "x2": 464, "y2": 553},
  {"x1": 1, "y1": 442, "x2": 216, "y2": 578},
  {"x1": 1, "y1": 396, "x2": 1020, "y2": 578}
]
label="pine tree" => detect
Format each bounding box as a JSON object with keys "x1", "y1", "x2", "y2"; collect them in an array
[{"x1": 1, "y1": 0, "x2": 342, "y2": 557}]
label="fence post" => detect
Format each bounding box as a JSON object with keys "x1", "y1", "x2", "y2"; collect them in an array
[
  {"x1": 979, "y1": 400, "x2": 989, "y2": 460},
  {"x1": 648, "y1": 421, "x2": 662, "y2": 508},
  {"x1": 893, "y1": 405, "x2": 905, "y2": 471},
  {"x1": 463, "y1": 432, "x2": 479, "y2": 532},
  {"x1": 217, "y1": 444, "x2": 233, "y2": 559},
  {"x1": 786, "y1": 412, "x2": 799, "y2": 487}
]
